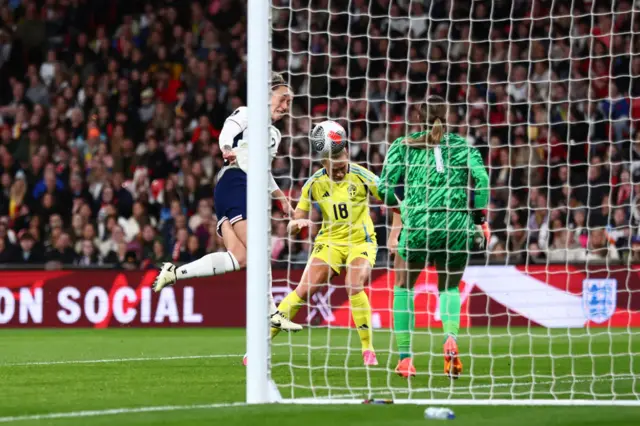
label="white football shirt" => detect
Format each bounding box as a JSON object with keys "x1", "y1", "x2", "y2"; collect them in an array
[{"x1": 218, "y1": 106, "x2": 281, "y2": 192}]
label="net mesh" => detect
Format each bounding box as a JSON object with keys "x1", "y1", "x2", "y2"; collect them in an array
[{"x1": 268, "y1": 0, "x2": 640, "y2": 403}]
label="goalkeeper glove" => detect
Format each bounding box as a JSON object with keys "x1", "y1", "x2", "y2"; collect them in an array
[
  {"x1": 472, "y1": 209, "x2": 486, "y2": 225},
  {"x1": 473, "y1": 210, "x2": 491, "y2": 249}
]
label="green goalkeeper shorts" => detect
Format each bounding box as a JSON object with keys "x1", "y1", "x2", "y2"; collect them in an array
[{"x1": 398, "y1": 210, "x2": 474, "y2": 270}]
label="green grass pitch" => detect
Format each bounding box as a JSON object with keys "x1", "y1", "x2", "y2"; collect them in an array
[{"x1": 0, "y1": 328, "x2": 639, "y2": 425}]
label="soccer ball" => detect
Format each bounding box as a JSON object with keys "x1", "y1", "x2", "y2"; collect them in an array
[{"x1": 310, "y1": 120, "x2": 347, "y2": 157}]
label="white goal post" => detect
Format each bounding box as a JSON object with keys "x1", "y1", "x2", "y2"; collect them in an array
[
  {"x1": 246, "y1": 0, "x2": 273, "y2": 405},
  {"x1": 246, "y1": 0, "x2": 640, "y2": 407}
]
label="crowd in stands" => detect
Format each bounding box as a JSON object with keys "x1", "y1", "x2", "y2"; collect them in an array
[{"x1": 0, "y1": 0, "x2": 639, "y2": 269}]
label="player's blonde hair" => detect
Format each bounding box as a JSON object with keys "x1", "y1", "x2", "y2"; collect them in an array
[
  {"x1": 321, "y1": 147, "x2": 348, "y2": 167},
  {"x1": 404, "y1": 95, "x2": 446, "y2": 147}
]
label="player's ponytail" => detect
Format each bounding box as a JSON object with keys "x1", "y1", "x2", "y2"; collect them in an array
[
  {"x1": 404, "y1": 95, "x2": 446, "y2": 148},
  {"x1": 270, "y1": 72, "x2": 292, "y2": 92},
  {"x1": 430, "y1": 117, "x2": 444, "y2": 144}
]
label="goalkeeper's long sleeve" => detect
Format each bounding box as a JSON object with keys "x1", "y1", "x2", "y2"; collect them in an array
[
  {"x1": 378, "y1": 141, "x2": 406, "y2": 207},
  {"x1": 469, "y1": 147, "x2": 490, "y2": 210}
]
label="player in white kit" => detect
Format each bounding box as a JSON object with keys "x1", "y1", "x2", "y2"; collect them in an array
[{"x1": 152, "y1": 73, "x2": 302, "y2": 336}]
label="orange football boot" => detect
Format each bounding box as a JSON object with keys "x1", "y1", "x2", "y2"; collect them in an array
[
  {"x1": 444, "y1": 335, "x2": 463, "y2": 379},
  {"x1": 394, "y1": 357, "x2": 416, "y2": 378}
]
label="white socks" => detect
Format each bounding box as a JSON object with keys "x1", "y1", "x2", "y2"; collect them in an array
[
  {"x1": 176, "y1": 252, "x2": 240, "y2": 279},
  {"x1": 176, "y1": 252, "x2": 277, "y2": 316},
  {"x1": 267, "y1": 263, "x2": 277, "y2": 316},
  {"x1": 269, "y1": 293, "x2": 278, "y2": 316}
]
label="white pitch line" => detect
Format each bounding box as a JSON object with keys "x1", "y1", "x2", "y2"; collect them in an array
[
  {"x1": 0, "y1": 376, "x2": 636, "y2": 423},
  {"x1": 0, "y1": 350, "x2": 358, "y2": 367},
  {"x1": 288, "y1": 374, "x2": 638, "y2": 401},
  {"x1": 0, "y1": 354, "x2": 242, "y2": 367},
  {"x1": 0, "y1": 350, "x2": 380, "y2": 367},
  {"x1": 336, "y1": 374, "x2": 637, "y2": 398},
  {"x1": 0, "y1": 402, "x2": 246, "y2": 424}
]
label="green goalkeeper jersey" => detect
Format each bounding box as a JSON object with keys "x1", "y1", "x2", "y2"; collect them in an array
[{"x1": 378, "y1": 131, "x2": 489, "y2": 227}]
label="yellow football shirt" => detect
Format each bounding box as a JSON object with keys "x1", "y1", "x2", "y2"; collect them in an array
[{"x1": 297, "y1": 163, "x2": 381, "y2": 246}]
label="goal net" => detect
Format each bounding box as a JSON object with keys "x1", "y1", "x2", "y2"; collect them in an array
[{"x1": 265, "y1": 0, "x2": 640, "y2": 405}]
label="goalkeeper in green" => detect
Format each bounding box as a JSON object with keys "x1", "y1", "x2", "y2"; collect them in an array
[{"x1": 378, "y1": 95, "x2": 490, "y2": 379}]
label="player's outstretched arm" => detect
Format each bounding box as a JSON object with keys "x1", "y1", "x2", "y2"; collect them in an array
[
  {"x1": 271, "y1": 184, "x2": 294, "y2": 217},
  {"x1": 288, "y1": 175, "x2": 314, "y2": 235},
  {"x1": 468, "y1": 146, "x2": 490, "y2": 210},
  {"x1": 287, "y1": 208, "x2": 311, "y2": 235},
  {"x1": 468, "y1": 147, "x2": 491, "y2": 244},
  {"x1": 387, "y1": 210, "x2": 402, "y2": 256},
  {"x1": 378, "y1": 141, "x2": 407, "y2": 207},
  {"x1": 218, "y1": 108, "x2": 246, "y2": 163}
]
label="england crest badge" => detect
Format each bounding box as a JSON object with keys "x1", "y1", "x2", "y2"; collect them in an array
[{"x1": 582, "y1": 279, "x2": 617, "y2": 324}]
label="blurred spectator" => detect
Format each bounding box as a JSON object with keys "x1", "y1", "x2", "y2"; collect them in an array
[
  {"x1": 122, "y1": 250, "x2": 140, "y2": 270},
  {"x1": 527, "y1": 243, "x2": 546, "y2": 264},
  {"x1": 76, "y1": 239, "x2": 100, "y2": 266},
  {"x1": 627, "y1": 237, "x2": 640, "y2": 263},
  {"x1": 587, "y1": 228, "x2": 621, "y2": 263},
  {"x1": 101, "y1": 225, "x2": 127, "y2": 263},
  {"x1": 547, "y1": 228, "x2": 586, "y2": 263},
  {"x1": 0, "y1": 236, "x2": 16, "y2": 263},
  {"x1": 571, "y1": 208, "x2": 589, "y2": 248},
  {"x1": 17, "y1": 231, "x2": 44, "y2": 264},
  {"x1": 46, "y1": 232, "x2": 76, "y2": 264},
  {"x1": 151, "y1": 239, "x2": 171, "y2": 264},
  {"x1": 0, "y1": 0, "x2": 637, "y2": 269},
  {"x1": 184, "y1": 234, "x2": 205, "y2": 262},
  {"x1": 172, "y1": 227, "x2": 190, "y2": 262}
]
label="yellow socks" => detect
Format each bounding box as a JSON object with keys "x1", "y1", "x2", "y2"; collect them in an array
[
  {"x1": 350, "y1": 290, "x2": 373, "y2": 352},
  {"x1": 271, "y1": 289, "x2": 374, "y2": 352},
  {"x1": 271, "y1": 291, "x2": 305, "y2": 339}
]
